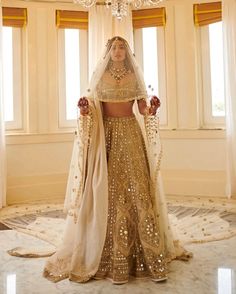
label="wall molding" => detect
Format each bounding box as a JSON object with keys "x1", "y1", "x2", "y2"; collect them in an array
[{"x1": 5, "y1": 129, "x2": 226, "y2": 145}]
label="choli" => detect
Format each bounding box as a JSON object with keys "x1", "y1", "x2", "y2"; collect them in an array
[{"x1": 95, "y1": 76, "x2": 147, "y2": 103}]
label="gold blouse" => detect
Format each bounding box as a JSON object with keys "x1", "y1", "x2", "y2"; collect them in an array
[{"x1": 96, "y1": 79, "x2": 147, "y2": 103}]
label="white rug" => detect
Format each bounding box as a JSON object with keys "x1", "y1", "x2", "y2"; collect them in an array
[{"x1": 1, "y1": 196, "x2": 236, "y2": 256}]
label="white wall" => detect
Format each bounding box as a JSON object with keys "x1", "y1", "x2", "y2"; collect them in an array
[
  {"x1": 6, "y1": 133, "x2": 73, "y2": 203},
  {"x1": 3, "y1": 0, "x2": 227, "y2": 204},
  {"x1": 161, "y1": 130, "x2": 226, "y2": 197}
]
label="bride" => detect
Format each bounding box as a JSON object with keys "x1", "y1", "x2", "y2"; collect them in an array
[{"x1": 43, "y1": 36, "x2": 191, "y2": 284}]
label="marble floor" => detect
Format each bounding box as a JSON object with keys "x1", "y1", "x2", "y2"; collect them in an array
[{"x1": 0, "y1": 229, "x2": 235, "y2": 294}]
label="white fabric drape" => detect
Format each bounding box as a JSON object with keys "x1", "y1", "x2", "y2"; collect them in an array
[
  {"x1": 222, "y1": 0, "x2": 236, "y2": 198},
  {"x1": 0, "y1": 1, "x2": 7, "y2": 208},
  {"x1": 88, "y1": 5, "x2": 133, "y2": 77}
]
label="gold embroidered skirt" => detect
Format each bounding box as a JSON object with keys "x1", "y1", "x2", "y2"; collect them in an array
[{"x1": 95, "y1": 116, "x2": 167, "y2": 284}]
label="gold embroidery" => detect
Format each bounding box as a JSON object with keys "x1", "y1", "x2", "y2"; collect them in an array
[
  {"x1": 67, "y1": 107, "x2": 94, "y2": 223},
  {"x1": 144, "y1": 114, "x2": 163, "y2": 180},
  {"x1": 95, "y1": 116, "x2": 167, "y2": 283},
  {"x1": 96, "y1": 79, "x2": 147, "y2": 102},
  {"x1": 43, "y1": 255, "x2": 71, "y2": 282}
]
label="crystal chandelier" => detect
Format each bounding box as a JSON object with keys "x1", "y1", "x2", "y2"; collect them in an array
[{"x1": 73, "y1": 0, "x2": 163, "y2": 20}]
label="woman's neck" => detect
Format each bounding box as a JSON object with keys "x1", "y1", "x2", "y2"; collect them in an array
[{"x1": 111, "y1": 61, "x2": 125, "y2": 69}]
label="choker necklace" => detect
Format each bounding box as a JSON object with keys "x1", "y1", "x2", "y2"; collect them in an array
[{"x1": 109, "y1": 66, "x2": 129, "y2": 83}]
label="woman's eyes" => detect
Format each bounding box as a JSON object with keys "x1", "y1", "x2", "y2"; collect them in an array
[{"x1": 112, "y1": 45, "x2": 125, "y2": 50}]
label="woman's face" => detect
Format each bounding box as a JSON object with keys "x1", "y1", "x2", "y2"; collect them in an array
[{"x1": 110, "y1": 40, "x2": 126, "y2": 62}]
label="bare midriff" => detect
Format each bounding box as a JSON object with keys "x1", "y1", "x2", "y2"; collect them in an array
[{"x1": 102, "y1": 101, "x2": 134, "y2": 117}]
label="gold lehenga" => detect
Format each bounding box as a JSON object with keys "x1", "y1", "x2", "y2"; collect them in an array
[
  {"x1": 94, "y1": 116, "x2": 167, "y2": 283},
  {"x1": 43, "y1": 36, "x2": 192, "y2": 284}
]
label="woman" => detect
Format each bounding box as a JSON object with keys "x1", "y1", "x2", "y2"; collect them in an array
[{"x1": 43, "y1": 36, "x2": 190, "y2": 284}]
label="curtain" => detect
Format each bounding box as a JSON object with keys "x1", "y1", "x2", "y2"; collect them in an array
[
  {"x1": 113, "y1": 8, "x2": 133, "y2": 50},
  {"x1": 132, "y1": 7, "x2": 166, "y2": 29},
  {"x1": 88, "y1": 5, "x2": 133, "y2": 77},
  {"x1": 193, "y1": 2, "x2": 221, "y2": 26},
  {"x1": 2, "y1": 7, "x2": 27, "y2": 27},
  {"x1": 0, "y1": 1, "x2": 7, "y2": 208},
  {"x1": 222, "y1": 0, "x2": 236, "y2": 197},
  {"x1": 56, "y1": 10, "x2": 88, "y2": 29}
]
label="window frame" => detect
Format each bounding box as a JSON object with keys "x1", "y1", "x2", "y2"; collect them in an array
[
  {"x1": 197, "y1": 22, "x2": 225, "y2": 128},
  {"x1": 133, "y1": 26, "x2": 168, "y2": 127},
  {"x1": 3, "y1": 27, "x2": 24, "y2": 131},
  {"x1": 57, "y1": 28, "x2": 88, "y2": 128}
]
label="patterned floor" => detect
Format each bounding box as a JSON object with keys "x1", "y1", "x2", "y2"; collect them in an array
[
  {"x1": 0, "y1": 196, "x2": 236, "y2": 293},
  {"x1": 1, "y1": 196, "x2": 236, "y2": 246}
]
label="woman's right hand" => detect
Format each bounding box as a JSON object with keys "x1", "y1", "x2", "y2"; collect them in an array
[{"x1": 77, "y1": 97, "x2": 89, "y2": 116}]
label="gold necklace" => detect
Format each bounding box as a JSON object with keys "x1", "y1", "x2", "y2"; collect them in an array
[{"x1": 109, "y1": 66, "x2": 128, "y2": 83}]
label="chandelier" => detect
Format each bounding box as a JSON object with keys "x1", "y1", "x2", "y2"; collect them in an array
[{"x1": 73, "y1": 0, "x2": 163, "y2": 20}]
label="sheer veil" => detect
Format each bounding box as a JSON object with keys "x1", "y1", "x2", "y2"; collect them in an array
[
  {"x1": 85, "y1": 37, "x2": 148, "y2": 101},
  {"x1": 63, "y1": 36, "x2": 191, "y2": 265},
  {"x1": 7, "y1": 36, "x2": 191, "y2": 282}
]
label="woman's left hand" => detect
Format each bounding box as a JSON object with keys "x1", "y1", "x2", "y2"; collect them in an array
[{"x1": 149, "y1": 96, "x2": 161, "y2": 115}]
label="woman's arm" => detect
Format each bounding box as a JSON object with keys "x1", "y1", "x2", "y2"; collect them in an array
[{"x1": 137, "y1": 98, "x2": 149, "y2": 115}]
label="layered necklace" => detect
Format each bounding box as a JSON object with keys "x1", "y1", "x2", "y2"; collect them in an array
[{"x1": 109, "y1": 64, "x2": 129, "y2": 83}]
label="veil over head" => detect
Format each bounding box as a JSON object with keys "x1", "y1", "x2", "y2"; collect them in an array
[
  {"x1": 59, "y1": 36, "x2": 191, "y2": 283},
  {"x1": 7, "y1": 36, "x2": 191, "y2": 284},
  {"x1": 65, "y1": 36, "x2": 163, "y2": 232},
  {"x1": 84, "y1": 36, "x2": 148, "y2": 102}
]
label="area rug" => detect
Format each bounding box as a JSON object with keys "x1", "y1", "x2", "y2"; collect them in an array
[{"x1": 1, "y1": 196, "x2": 236, "y2": 256}]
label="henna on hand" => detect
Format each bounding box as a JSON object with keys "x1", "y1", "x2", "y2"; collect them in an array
[
  {"x1": 149, "y1": 95, "x2": 161, "y2": 115},
  {"x1": 78, "y1": 97, "x2": 89, "y2": 116}
]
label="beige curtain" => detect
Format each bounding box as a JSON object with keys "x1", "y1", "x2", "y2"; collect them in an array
[
  {"x1": 88, "y1": 5, "x2": 133, "y2": 77},
  {"x1": 222, "y1": 0, "x2": 236, "y2": 197},
  {"x1": 56, "y1": 10, "x2": 88, "y2": 29},
  {"x1": 0, "y1": 2, "x2": 7, "y2": 208},
  {"x1": 132, "y1": 7, "x2": 166, "y2": 29},
  {"x1": 2, "y1": 7, "x2": 27, "y2": 27},
  {"x1": 193, "y1": 2, "x2": 222, "y2": 26}
]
